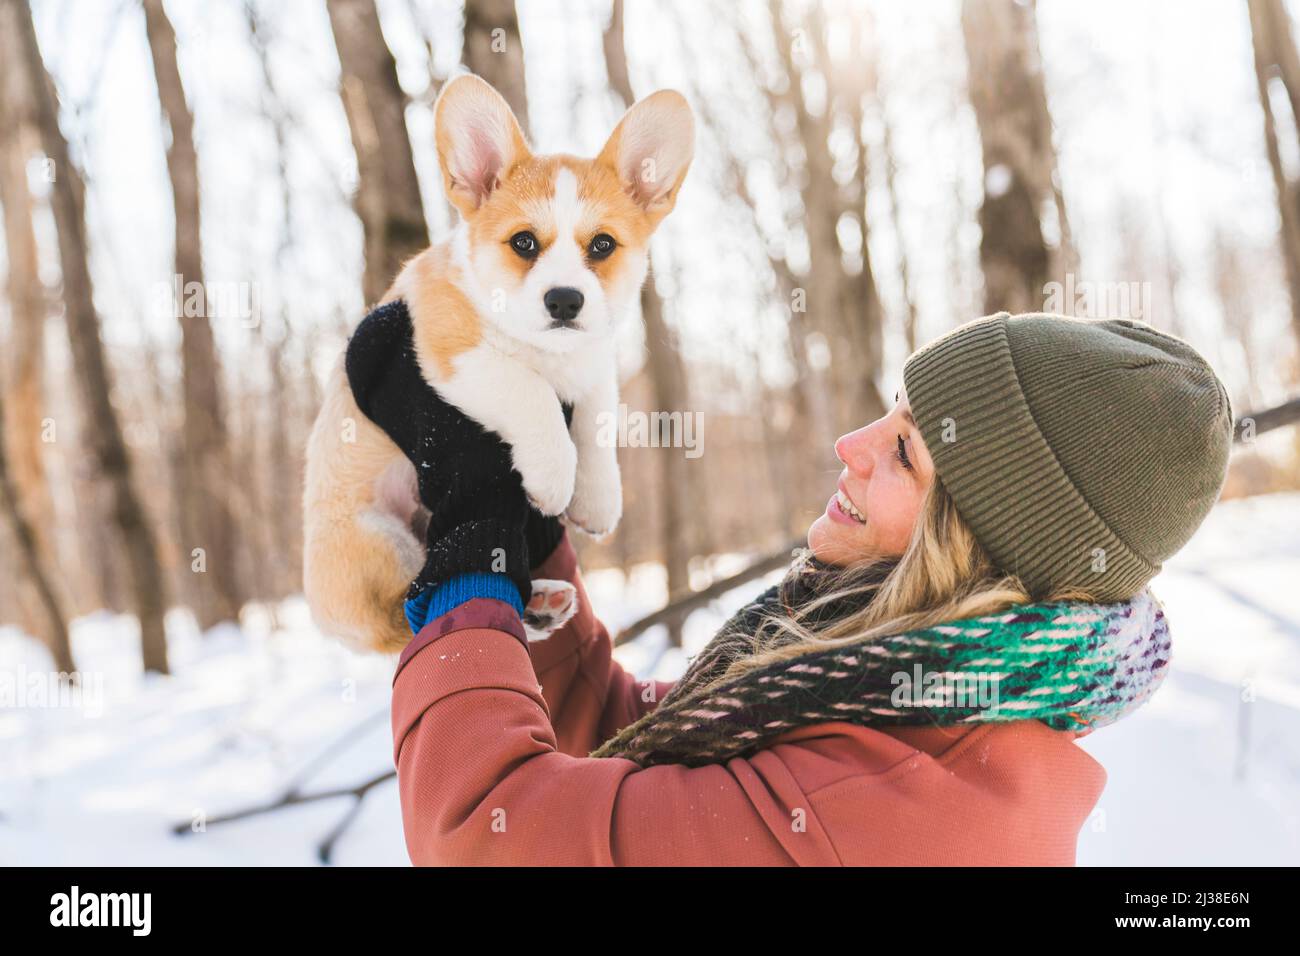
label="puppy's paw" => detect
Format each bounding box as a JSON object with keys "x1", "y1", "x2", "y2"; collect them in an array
[
  {"x1": 564, "y1": 461, "x2": 623, "y2": 538},
  {"x1": 522, "y1": 579, "x2": 578, "y2": 641},
  {"x1": 513, "y1": 434, "x2": 577, "y2": 516}
]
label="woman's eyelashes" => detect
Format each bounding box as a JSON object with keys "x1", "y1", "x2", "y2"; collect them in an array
[{"x1": 894, "y1": 435, "x2": 914, "y2": 472}]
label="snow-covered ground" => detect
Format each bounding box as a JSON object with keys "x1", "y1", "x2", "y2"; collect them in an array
[
  {"x1": 2, "y1": 493, "x2": 1298, "y2": 866},
  {"x1": 1074, "y1": 492, "x2": 1300, "y2": 865}
]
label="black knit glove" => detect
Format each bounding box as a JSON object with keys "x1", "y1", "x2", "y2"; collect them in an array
[{"x1": 343, "y1": 299, "x2": 567, "y2": 608}]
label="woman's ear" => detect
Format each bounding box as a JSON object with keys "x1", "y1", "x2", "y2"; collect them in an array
[
  {"x1": 434, "y1": 73, "x2": 531, "y2": 218},
  {"x1": 596, "y1": 89, "x2": 695, "y2": 227}
]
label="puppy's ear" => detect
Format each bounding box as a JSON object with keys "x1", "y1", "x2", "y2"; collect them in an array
[
  {"x1": 435, "y1": 74, "x2": 530, "y2": 218},
  {"x1": 596, "y1": 89, "x2": 694, "y2": 227}
]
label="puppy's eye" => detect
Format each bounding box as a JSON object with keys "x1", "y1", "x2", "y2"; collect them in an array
[
  {"x1": 588, "y1": 233, "x2": 616, "y2": 260},
  {"x1": 509, "y1": 231, "x2": 539, "y2": 258}
]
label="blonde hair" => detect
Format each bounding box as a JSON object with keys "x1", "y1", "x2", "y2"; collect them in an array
[{"x1": 712, "y1": 479, "x2": 1099, "y2": 687}]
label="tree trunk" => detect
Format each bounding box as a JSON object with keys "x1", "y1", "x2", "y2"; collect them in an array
[
  {"x1": 0, "y1": 390, "x2": 74, "y2": 673},
  {"x1": 8, "y1": 0, "x2": 170, "y2": 673},
  {"x1": 325, "y1": 0, "x2": 429, "y2": 306},
  {"x1": 677, "y1": 9, "x2": 835, "y2": 524},
  {"x1": 961, "y1": 0, "x2": 1063, "y2": 315},
  {"x1": 768, "y1": 0, "x2": 886, "y2": 433},
  {"x1": 142, "y1": 0, "x2": 242, "y2": 631},
  {"x1": 0, "y1": 24, "x2": 74, "y2": 672},
  {"x1": 640, "y1": 288, "x2": 694, "y2": 647},
  {"x1": 867, "y1": 51, "x2": 920, "y2": 355},
  {"x1": 246, "y1": 3, "x2": 303, "y2": 600},
  {"x1": 463, "y1": 0, "x2": 529, "y2": 131},
  {"x1": 830, "y1": 15, "x2": 887, "y2": 427},
  {"x1": 1248, "y1": 0, "x2": 1300, "y2": 353},
  {"x1": 603, "y1": 0, "x2": 693, "y2": 645}
]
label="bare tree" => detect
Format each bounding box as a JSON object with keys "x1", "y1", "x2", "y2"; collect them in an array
[
  {"x1": 462, "y1": 0, "x2": 529, "y2": 129},
  {"x1": 7, "y1": 0, "x2": 170, "y2": 673},
  {"x1": 245, "y1": 0, "x2": 306, "y2": 601},
  {"x1": 961, "y1": 0, "x2": 1070, "y2": 314},
  {"x1": 1213, "y1": 226, "x2": 1261, "y2": 411},
  {"x1": 1247, "y1": 0, "x2": 1300, "y2": 353},
  {"x1": 866, "y1": 46, "x2": 920, "y2": 355},
  {"x1": 325, "y1": 0, "x2": 429, "y2": 305},
  {"x1": 0, "y1": 18, "x2": 74, "y2": 672},
  {"x1": 142, "y1": 0, "x2": 243, "y2": 630},
  {"x1": 668, "y1": 2, "x2": 836, "y2": 533},
  {"x1": 0, "y1": 389, "x2": 73, "y2": 673},
  {"x1": 601, "y1": 0, "x2": 693, "y2": 645},
  {"x1": 767, "y1": 0, "x2": 886, "y2": 432}
]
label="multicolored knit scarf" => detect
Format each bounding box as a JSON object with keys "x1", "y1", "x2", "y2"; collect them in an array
[{"x1": 590, "y1": 554, "x2": 1172, "y2": 768}]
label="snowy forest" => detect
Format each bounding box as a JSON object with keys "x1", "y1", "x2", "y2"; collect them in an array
[{"x1": 1, "y1": 0, "x2": 1298, "y2": 866}]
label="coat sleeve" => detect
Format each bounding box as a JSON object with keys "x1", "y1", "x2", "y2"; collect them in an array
[
  {"x1": 389, "y1": 605, "x2": 816, "y2": 866},
  {"x1": 522, "y1": 532, "x2": 675, "y2": 756}
]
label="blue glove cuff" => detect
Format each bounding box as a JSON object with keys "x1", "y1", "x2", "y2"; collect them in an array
[{"x1": 404, "y1": 572, "x2": 527, "y2": 634}]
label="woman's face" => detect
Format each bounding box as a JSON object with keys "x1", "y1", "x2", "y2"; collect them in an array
[{"x1": 807, "y1": 386, "x2": 936, "y2": 565}]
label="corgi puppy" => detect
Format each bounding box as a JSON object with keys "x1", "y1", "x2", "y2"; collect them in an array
[{"x1": 303, "y1": 75, "x2": 694, "y2": 653}]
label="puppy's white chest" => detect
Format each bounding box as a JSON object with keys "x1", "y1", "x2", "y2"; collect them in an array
[
  {"x1": 475, "y1": 329, "x2": 612, "y2": 403},
  {"x1": 534, "y1": 345, "x2": 611, "y2": 401}
]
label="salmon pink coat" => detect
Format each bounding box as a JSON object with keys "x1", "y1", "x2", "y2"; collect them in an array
[{"x1": 391, "y1": 533, "x2": 1108, "y2": 866}]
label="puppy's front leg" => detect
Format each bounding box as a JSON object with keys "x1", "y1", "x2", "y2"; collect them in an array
[
  {"x1": 565, "y1": 368, "x2": 623, "y2": 537},
  {"x1": 435, "y1": 349, "x2": 576, "y2": 516}
]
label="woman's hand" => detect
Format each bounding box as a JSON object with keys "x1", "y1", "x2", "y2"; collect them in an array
[{"x1": 343, "y1": 300, "x2": 566, "y2": 616}]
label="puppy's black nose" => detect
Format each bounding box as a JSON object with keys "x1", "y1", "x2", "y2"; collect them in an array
[{"x1": 544, "y1": 287, "x2": 584, "y2": 322}]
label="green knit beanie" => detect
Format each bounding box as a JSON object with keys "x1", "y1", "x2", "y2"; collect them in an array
[{"x1": 901, "y1": 311, "x2": 1233, "y2": 602}]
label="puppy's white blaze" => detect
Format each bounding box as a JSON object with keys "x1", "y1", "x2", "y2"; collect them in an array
[
  {"x1": 532, "y1": 170, "x2": 588, "y2": 281},
  {"x1": 524, "y1": 168, "x2": 608, "y2": 331},
  {"x1": 552, "y1": 168, "x2": 584, "y2": 238}
]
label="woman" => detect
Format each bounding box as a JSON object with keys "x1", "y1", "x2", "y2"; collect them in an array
[{"x1": 345, "y1": 308, "x2": 1233, "y2": 866}]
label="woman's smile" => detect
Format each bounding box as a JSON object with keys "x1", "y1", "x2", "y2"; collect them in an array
[{"x1": 828, "y1": 481, "x2": 867, "y2": 525}]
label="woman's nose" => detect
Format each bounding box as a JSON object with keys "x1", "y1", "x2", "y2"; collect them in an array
[{"x1": 834, "y1": 425, "x2": 875, "y2": 473}]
